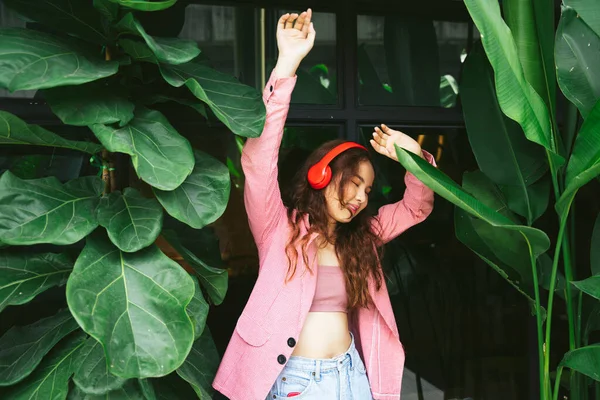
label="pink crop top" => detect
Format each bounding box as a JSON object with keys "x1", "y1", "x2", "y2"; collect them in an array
[{"x1": 309, "y1": 266, "x2": 348, "y2": 313}]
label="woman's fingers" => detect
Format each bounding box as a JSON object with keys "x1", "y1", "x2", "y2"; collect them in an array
[
  {"x1": 285, "y1": 13, "x2": 298, "y2": 29},
  {"x1": 301, "y1": 9, "x2": 312, "y2": 34},
  {"x1": 278, "y1": 13, "x2": 291, "y2": 31},
  {"x1": 295, "y1": 11, "x2": 307, "y2": 31},
  {"x1": 370, "y1": 139, "x2": 390, "y2": 155},
  {"x1": 374, "y1": 127, "x2": 388, "y2": 145},
  {"x1": 307, "y1": 21, "x2": 316, "y2": 44},
  {"x1": 379, "y1": 124, "x2": 392, "y2": 136},
  {"x1": 372, "y1": 129, "x2": 387, "y2": 148}
]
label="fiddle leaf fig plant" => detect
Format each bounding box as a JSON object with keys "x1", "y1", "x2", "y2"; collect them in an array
[{"x1": 0, "y1": 0, "x2": 265, "y2": 398}]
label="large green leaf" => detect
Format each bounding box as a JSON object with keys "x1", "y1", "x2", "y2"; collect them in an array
[
  {"x1": 97, "y1": 188, "x2": 163, "y2": 253},
  {"x1": 144, "y1": 93, "x2": 207, "y2": 118},
  {"x1": 93, "y1": 0, "x2": 119, "y2": 22},
  {"x1": 556, "y1": 7, "x2": 600, "y2": 119},
  {"x1": 0, "y1": 28, "x2": 118, "y2": 92},
  {"x1": 499, "y1": 174, "x2": 550, "y2": 225},
  {"x1": 108, "y1": 0, "x2": 177, "y2": 12},
  {"x1": 556, "y1": 99, "x2": 600, "y2": 219},
  {"x1": 73, "y1": 337, "x2": 126, "y2": 395},
  {"x1": 454, "y1": 171, "x2": 544, "y2": 307},
  {"x1": 4, "y1": 331, "x2": 87, "y2": 400},
  {"x1": 585, "y1": 303, "x2": 600, "y2": 343},
  {"x1": 138, "y1": 379, "x2": 156, "y2": 400},
  {"x1": 3, "y1": 0, "x2": 107, "y2": 45},
  {"x1": 154, "y1": 150, "x2": 230, "y2": 230},
  {"x1": 187, "y1": 277, "x2": 209, "y2": 340},
  {"x1": 461, "y1": 43, "x2": 548, "y2": 224},
  {"x1": 176, "y1": 327, "x2": 219, "y2": 399},
  {"x1": 572, "y1": 276, "x2": 600, "y2": 301},
  {"x1": 0, "y1": 309, "x2": 79, "y2": 386},
  {"x1": 463, "y1": 0, "x2": 562, "y2": 165},
  {"x1": 68, "y1": 380, "x2": 145, "y2": 399},
  {"x1": 564, "y1": 0, "x2": 600, "y2": 38},
  {"x1": 592, "y1": 212, "x2": 600, "y2": 275},
  {"x1": 0, "y1": 111, "x2": 102, "y2": 154},
  {"x1": 119, "y1": 39, "x2": 158, "y2": 63},
  {"x1": 66, "y1": 233, "x2": 194, "y2": 378},
  {"x1": 0, "y1": 252, "x2": 72, "y2": 312},
  {"x1": 162, "y1": 231, "x2": 228, "y2": 306},
  {"x1": 115, "y1": 13, "x2": 199, "y2": 65},
  {"x1": 160, "y1": 61, "x2": 266, "y2": 138},
  {"x1": 455, "y1": 208, "x2": 540, "y2": 311},
  {"x1": 560, "y1": 345, "x2": 600, "y2": 381},
  {"x1": 0, "y1": 173, "x2": 103, "y2": 245},
  {"x1": 43, "y1": 83, "x2": 135, "y2": 127},
  {"x1": 395, "y1": 146, "x2": 550, "y2": 256},
  {"x1": 503, "y1": 0, "x2": 556, "y2": 119},
  {"x1": 90, "y1": 108, "x2": 194, "y2": 191}
]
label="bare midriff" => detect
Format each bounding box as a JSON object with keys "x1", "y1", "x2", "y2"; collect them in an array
[
  {"x1": 291, "y1": 240, "x2": 352, "y2": 358},
  {"x1": 291, "y1": 312, "x2": 352, "y2": 358}
]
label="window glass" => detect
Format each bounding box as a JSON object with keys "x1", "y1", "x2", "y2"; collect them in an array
[
  {"x1": 357, "y1": 15, "x2": 470, "y2": 107},
  {"x1": 179, "y1": 4, "x2": 259, "y2": 87}
]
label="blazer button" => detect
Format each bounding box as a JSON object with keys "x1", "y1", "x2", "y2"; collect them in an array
[
  {"x1": 277, "y1": 354, "x2": 287, "y2": 365},
  {"x1": 287, "y1": 337, "x2": 296, "y2": 347},
  {"x1": 269, "y1": 85, "x2": 274, "y2": 92}
]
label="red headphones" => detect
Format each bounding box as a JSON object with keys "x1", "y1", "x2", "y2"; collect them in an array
[{"x1": 307, "y1": 142, "x2": 368, "y2": 189}]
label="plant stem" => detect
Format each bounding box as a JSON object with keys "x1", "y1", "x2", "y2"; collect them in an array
[
  {"x1": 544, "y1": 218, "x2": 567, "y2": 400},
  {"x1": 577, "y1": 290, "x2": 583, "y2": 348},
  {"x1": 531, "y1": 250, "x2": 546, "y2": 400},
  {"x1": 101, "y1": 149, "x2": 111, "y2": 195},
  {"x1": 553, "y1": 366, "x2": 563, "y2": 400},
  {"x1": 562, "y1": 233, "x2": 576, "y2": 351},
  {"x1": 562, "y1": 211, "x2": 578, "y2": 399}
]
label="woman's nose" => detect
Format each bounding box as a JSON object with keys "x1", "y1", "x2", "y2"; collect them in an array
[{"x1": 355, "y1": 191, "x2": 365, "y2": 202}]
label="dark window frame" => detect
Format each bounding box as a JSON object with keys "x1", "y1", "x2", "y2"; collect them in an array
[{"x1": 0, "y1": 0, "x2": 473, "y2": 137}]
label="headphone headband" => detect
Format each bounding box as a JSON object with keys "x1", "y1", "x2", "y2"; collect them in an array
[{"x1": 307, "y1": 142, "x2": 368, "y2": 189}]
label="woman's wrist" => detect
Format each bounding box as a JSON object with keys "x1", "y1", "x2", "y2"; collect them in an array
[{"x1": 274, "y1": 57, "x2": 301, "y2": 78}]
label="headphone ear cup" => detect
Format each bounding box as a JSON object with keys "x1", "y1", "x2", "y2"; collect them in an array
[
  {"x1": 308, "y1": 163, "x2": 331, "y2": 189},
  {"x1": 320, "y1": 166, "x2": 332, "y2": 189}
]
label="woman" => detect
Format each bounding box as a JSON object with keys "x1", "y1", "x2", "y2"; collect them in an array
[{"x1": 212, "y1": 9, "x2": 436, "y2": 400}]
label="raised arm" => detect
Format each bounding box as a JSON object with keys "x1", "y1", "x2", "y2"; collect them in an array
[
  {"x1": 242, "y1": 10, "x2": 316, "y2": 248},
  {"x1": 369, "y1": 124, "x2": 436, "y2": 243}
]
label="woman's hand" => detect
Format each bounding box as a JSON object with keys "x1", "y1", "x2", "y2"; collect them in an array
[
  {"x1": 370, "y1": 124, "x2": 424, "y2": 161},
  {"x1": 274, "y1": 9, "x2": 316, "y2": 78}
]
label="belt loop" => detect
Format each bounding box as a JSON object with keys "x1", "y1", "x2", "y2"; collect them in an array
[
  {"x1": 348, "y1": 332, "x2": 355, "y2": 370},
  {"x1": 315, "y1": 360, "x2": 322, "y2": 382},
  {"x1": 348, "y1": 349, "x2": 354, "y2": 371}
]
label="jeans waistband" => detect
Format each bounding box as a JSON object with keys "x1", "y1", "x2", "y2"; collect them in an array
[{"x1": 284, "y1": 332, "x2": 358, "y2": 374}]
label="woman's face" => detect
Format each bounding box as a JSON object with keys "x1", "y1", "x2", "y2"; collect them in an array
[{"x1": 324, "y1": 160, "x2": 375, "y2": 224}]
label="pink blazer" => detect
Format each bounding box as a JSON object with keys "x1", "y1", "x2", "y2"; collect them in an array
[{"x1": 212, "y1": 71, "x2": 436, "y2": 400}]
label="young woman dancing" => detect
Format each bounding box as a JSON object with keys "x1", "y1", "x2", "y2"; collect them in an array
[{"x1": 212, "y1": 8, "x2": 436, "y2": 400}]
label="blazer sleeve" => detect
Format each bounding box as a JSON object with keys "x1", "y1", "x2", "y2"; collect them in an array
[
  {"x1": 372, "y1": 150, "x2": 436, "y2": 244},
  {"x1": 241, "y1": 70, "x2": 297, "y2": 248}
]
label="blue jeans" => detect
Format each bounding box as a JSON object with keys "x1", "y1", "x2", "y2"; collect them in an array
[{"x1": 266, "y1": 333, "x2": 373, "y2": 399}]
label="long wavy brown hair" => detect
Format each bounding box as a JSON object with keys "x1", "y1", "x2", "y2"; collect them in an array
[{"x1": 283, "y1": 139, "x2": 384, "y2": 310}]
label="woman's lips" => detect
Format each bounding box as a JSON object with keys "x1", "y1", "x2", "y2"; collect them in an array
[{"x1": 347, "y1": 204, "x2": 359, "y2": 215}]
